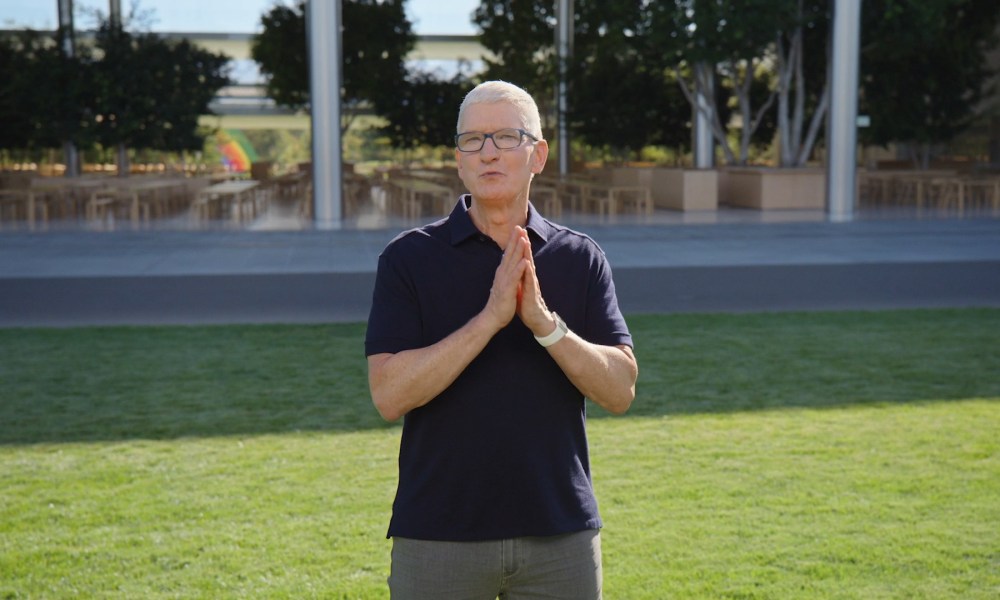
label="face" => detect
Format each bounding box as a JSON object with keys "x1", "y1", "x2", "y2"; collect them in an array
[{"x1": 455, "y1": 102, "x2": 548, "y2": 207}]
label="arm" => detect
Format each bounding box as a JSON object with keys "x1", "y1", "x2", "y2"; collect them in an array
[
  {"x1": 368, "y1": 313, "x2": 495, "y2": 422},
  {"x1": 514, "y1": 227, "x2": 638, "y2": 414},
  {"x1": 368, "y1": 231, "x2": 531, "y2": 422},
  {"x1": 543, "y1": 334, "x2": 637, "y2": 414}
]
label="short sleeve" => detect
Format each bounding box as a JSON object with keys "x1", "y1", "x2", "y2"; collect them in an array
[
  {"x1": 583, "y1": 250, "x2": 632, "y2": 349},
  {"x1": 365, "y1": 245, "x2": 423, "y2": 356}
]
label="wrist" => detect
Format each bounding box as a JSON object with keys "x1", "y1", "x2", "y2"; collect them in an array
[{"x1": 534, "y1": 311, "x2": 568, "y2": 347}]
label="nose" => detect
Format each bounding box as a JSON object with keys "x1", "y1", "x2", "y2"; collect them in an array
[{"x1": 479, "y1": 136, "x2": 501, "y2": 159}]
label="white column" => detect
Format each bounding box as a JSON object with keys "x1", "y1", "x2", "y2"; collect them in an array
[
  {"x1": 556, "y1": 0, "x2": 573, "y2": 176},
  {"x1": 307, "y1": 0, "x2": 343, "y2": 229},
  {"x1": 57, "y1": 0, "x2": 80, "y2": 178},
  {"x1": 693, "y1": 62, "x2": 715, "y2": 169},
  {"x1": 826, "y1": 0, "x2": 862, "y2": 222}
]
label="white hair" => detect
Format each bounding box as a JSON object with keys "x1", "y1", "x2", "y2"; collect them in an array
[{"x1": 456, "y1": 80, "x2": 543, "y2": 139}]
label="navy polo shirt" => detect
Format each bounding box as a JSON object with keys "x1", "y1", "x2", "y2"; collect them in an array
[{"x1": 366, "y1": 195, "x2": 632, "y2": 541}]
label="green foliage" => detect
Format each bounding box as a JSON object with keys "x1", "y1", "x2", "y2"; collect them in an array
[
  {"x1": 474, "y1": 0, "x2": 694, "y2": 155},
  {"x1": 0, "y1": 32, "x2": 40, "y2": 149},
  {"x1": 473, "y1": 0, "x2": 558, "y2": 122},
  {"x1": 340, "y1": 0, "x2": 415, "y2": 115},
  {"x1": 860, "y1": 0, "x2": 1000, "y2": 162},
  {"x1": 564, "y1": 0, "x2": 1000, "y2": 167},
  {"x1": 0, "y1": 29, "x2": 96, "y2": 151},
  {"x1": 0, "y1": 20, "x2": 230, "y2": 156},
  {"x1": 375, "y1": 70, "x2": 474, "y2": 149},
  {"x1": 251, "y1": 0, "x2": 467, "y2": 149},
  {"x1": 249, "y1": 2, "x2": 309, "y2": 108},
  {"x1": 91, "y1": 23, "x2": 231, "y2": 152},
  {"x1": 569, "y1": 1, "x2": 689, "y2": 153},
  {"x1": 650, "y1": 0, "x2": 830, "y2": 166},
  {"x1": 569, "y1": 52, "x2": 687, "y2": 155},
  {"x1": 251, "y1": 0, "x2": 417, "y2": 113},
  {"x1": 242, "y1": 129, "x2": 312, "y2": 168}
]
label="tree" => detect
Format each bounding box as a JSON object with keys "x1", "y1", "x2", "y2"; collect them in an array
[
  {"x1": 473, "y1": 0, "x2": 692, "y2": 158},
  {"x1": 650, "y1": 0, "x2": 782, "y2": 166},
  {"x1": 249, "y1": 2, "x2": 309, "y2": 109},
  {"x1": 568, "y1": 0, "x2": 689, "y2": 158},
  {"x1": 0, "y1": 32, "x2": 36, "y2": 151},
  {"x1": 472, "y1": 0, "x2": 558, "y2": 128},
  {"x1": 0, "y1": 29, "x2": 95, "y2": 155},
  {"x1": 375, "y1": 69, "x2": 474, "y2": 150},
  {"x1": 0, "y1": 16, "x2": 228, "y2": 174},
  {"x1": 91, "y1": 21, "x2": 230, "y2": 174},
  {"x1": 859, "y1": 0, "x2": 1000, "y2": 168},
  {"x1": 773, "y1": 0, "x2": 829, "y2": 167},
  {"x1": 250, "y1": 0, "x2": 417, "y2": 133}
]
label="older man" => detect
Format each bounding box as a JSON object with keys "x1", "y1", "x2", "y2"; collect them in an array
[{"x1": 365, "y1": 80, "x2": 638, "y2": 599}]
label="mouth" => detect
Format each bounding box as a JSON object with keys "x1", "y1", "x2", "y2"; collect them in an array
[{"x1": 480, "y1": 170, "x2": 504, "y2": 179}]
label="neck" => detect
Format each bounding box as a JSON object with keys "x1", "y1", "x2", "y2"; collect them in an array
[{"x1": 469, "y1": 195, "x2": 529, "y2": 246}]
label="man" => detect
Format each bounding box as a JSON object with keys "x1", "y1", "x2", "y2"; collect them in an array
[{"x1": 365, "y1": 80, "x2": 638, "y2": 599}]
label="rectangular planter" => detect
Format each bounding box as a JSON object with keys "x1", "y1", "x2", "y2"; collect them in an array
[
  {"x1": 720, "y1": 167, "x2": 826, "y2": 210},
  {"x1": 608, "y1": 167, "x2": 718, "y2": 211}
]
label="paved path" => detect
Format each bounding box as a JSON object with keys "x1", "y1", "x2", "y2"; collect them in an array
[{"x1": 1, "y1": 215, "x2": 999, "y2": 327}]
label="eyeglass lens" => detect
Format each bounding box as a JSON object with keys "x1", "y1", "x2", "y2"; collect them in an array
[{"x1": 457, "y1": 129, "x2": 526, "y2": 152}]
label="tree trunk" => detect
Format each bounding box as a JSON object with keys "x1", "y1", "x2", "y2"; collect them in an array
[
  {"x1": 775, "y1": 5, "x2": 828, "y2": 168},
  {"x1": 117, "y1": 143, "x2": 130, "y2": 177},
  {"x1": 676, "y1": 66, "x2": 738, "y2": 165},
  {"x1": 62, "y1": 141, "x2": 80, "y2": 178},
  {"x1": 776, "y1": 31, "x2": 795, "y2": 166},
  {"x1": 731, "y1": 59, "x2": 777, "y2": 165}
]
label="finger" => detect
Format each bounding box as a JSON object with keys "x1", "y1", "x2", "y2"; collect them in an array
[
  {"x1": 520, "y1": 252, "x2": 538, "y2": 299},
  {"x1": 514, "y1": 226, "x2": 532, "y2": 260},
  {"x1": 503, "y1": 228, "x2": 521, "y2": 259}
]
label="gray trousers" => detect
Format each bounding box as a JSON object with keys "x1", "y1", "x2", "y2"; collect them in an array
[{"x1": 388, "y1": 529, "x2": 602, "y2": 599}]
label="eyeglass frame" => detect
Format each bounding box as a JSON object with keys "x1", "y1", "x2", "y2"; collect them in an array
[{"x1": 454, "y1": 128, "x2": 540, "y2": 153}]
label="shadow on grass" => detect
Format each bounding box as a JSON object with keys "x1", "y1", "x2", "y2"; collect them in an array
[{"x1": 2, "y1": 309, "x2": 998, "y2": 445}]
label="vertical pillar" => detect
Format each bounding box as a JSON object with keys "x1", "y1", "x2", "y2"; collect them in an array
[
  {"x1": 989, "y1": 116, "x2": 1000, "y2": 167},
  {"x1": 693, "y1": 62, "x2": 715, "y2": 169},
  {"x1": 826, "y1": 0, "x2": 861, "y2": 222},
  {"x1": 57, "y1": 0, "x2": 80, "y2": 178},
  {"x1": 556, "y1": 0, "x2": 573, "y2": 177},
  {"x1": 109, "y1": 0, "x2": 129, "y2": 177},
  {"x1": 307, "y1": 0, "x2": 343, "y2": 229}
]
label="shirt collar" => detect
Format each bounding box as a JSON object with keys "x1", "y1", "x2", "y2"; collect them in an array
[{"x1": 448, "y1": 194, "x2": 554, "y2": 246}]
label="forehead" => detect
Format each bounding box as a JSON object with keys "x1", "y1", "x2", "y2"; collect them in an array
[{"x1": 460, "y1": 102, "x2": 527, "y2": 132}]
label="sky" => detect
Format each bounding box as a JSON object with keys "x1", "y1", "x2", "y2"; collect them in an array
[{"x1": 0, "y1": 0, "x2": 481, "y2": 35}]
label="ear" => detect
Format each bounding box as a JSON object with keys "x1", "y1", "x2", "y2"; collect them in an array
[
  {"x1": 530, "y1": 139, "x2": 549, "y2": 174},
  {"x1": 455, "y1": 147, "x2": 464, "y2": 177}
]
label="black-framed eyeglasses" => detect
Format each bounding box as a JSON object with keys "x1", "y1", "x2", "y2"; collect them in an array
[{"x1": 455, "y1": 128, "x2": 539, "y2": 153}]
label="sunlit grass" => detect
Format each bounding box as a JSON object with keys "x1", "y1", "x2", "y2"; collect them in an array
[{"x1": 1, "y1": 309, "x2": 997, "y2": 598}]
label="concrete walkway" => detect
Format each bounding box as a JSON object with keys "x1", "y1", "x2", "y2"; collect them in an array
[{"x1": 1, "y1": 210, "x2": 999, "y2": 327}]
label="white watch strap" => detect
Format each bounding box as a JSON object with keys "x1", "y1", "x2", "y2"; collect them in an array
[{"x1": 534, "y1": 312, "x2": 568, "y2": 347}]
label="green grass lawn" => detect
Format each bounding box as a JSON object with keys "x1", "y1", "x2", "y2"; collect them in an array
[{"x1": 1, "y1": 309, "x2": 998, "y2": 598}]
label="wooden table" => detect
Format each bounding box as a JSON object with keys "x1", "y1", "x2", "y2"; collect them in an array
[
  {"x1": 923, "y1": 175, "x2": 1000, "y2": 212},
  {"x1": 540, "y1": 177, "x2": 651, "y2": 216},
  {"x1": 384, "y1": 178, "x2": 454, "y2": 219},
  {"x1": 858, "y1": 170, "x2": 957, "y2": 207},
  {"x1": 86, "y1": 179, "x2": 192, "y2": 228},
  {"x1": 30, "y1": 177, "x2": 110, "y2": 220},
  {"x1": 529, "y1": 184, "x2": 562, "y2": 218},
  {"x1": 0, "y1": 190, "x2": 48, "y2": 230},
  {"x1": 192, "y1": 180, "x2": 263, "y2": 225},
  {"x1": 582, "y1": 181, "x2": 652, "y2": 216}
]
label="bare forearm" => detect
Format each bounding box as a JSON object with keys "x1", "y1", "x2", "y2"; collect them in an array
[
  {"x1": 368, "y1": 312, "x2": 498, "y2": 421},
  {"x1": 547, "y1": 335, "x2": 637, "y2": 414}
]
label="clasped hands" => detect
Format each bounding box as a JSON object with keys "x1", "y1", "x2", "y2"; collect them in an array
[{"x1": 483, "y1": 226, "x2": 557, "y2": 337}]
